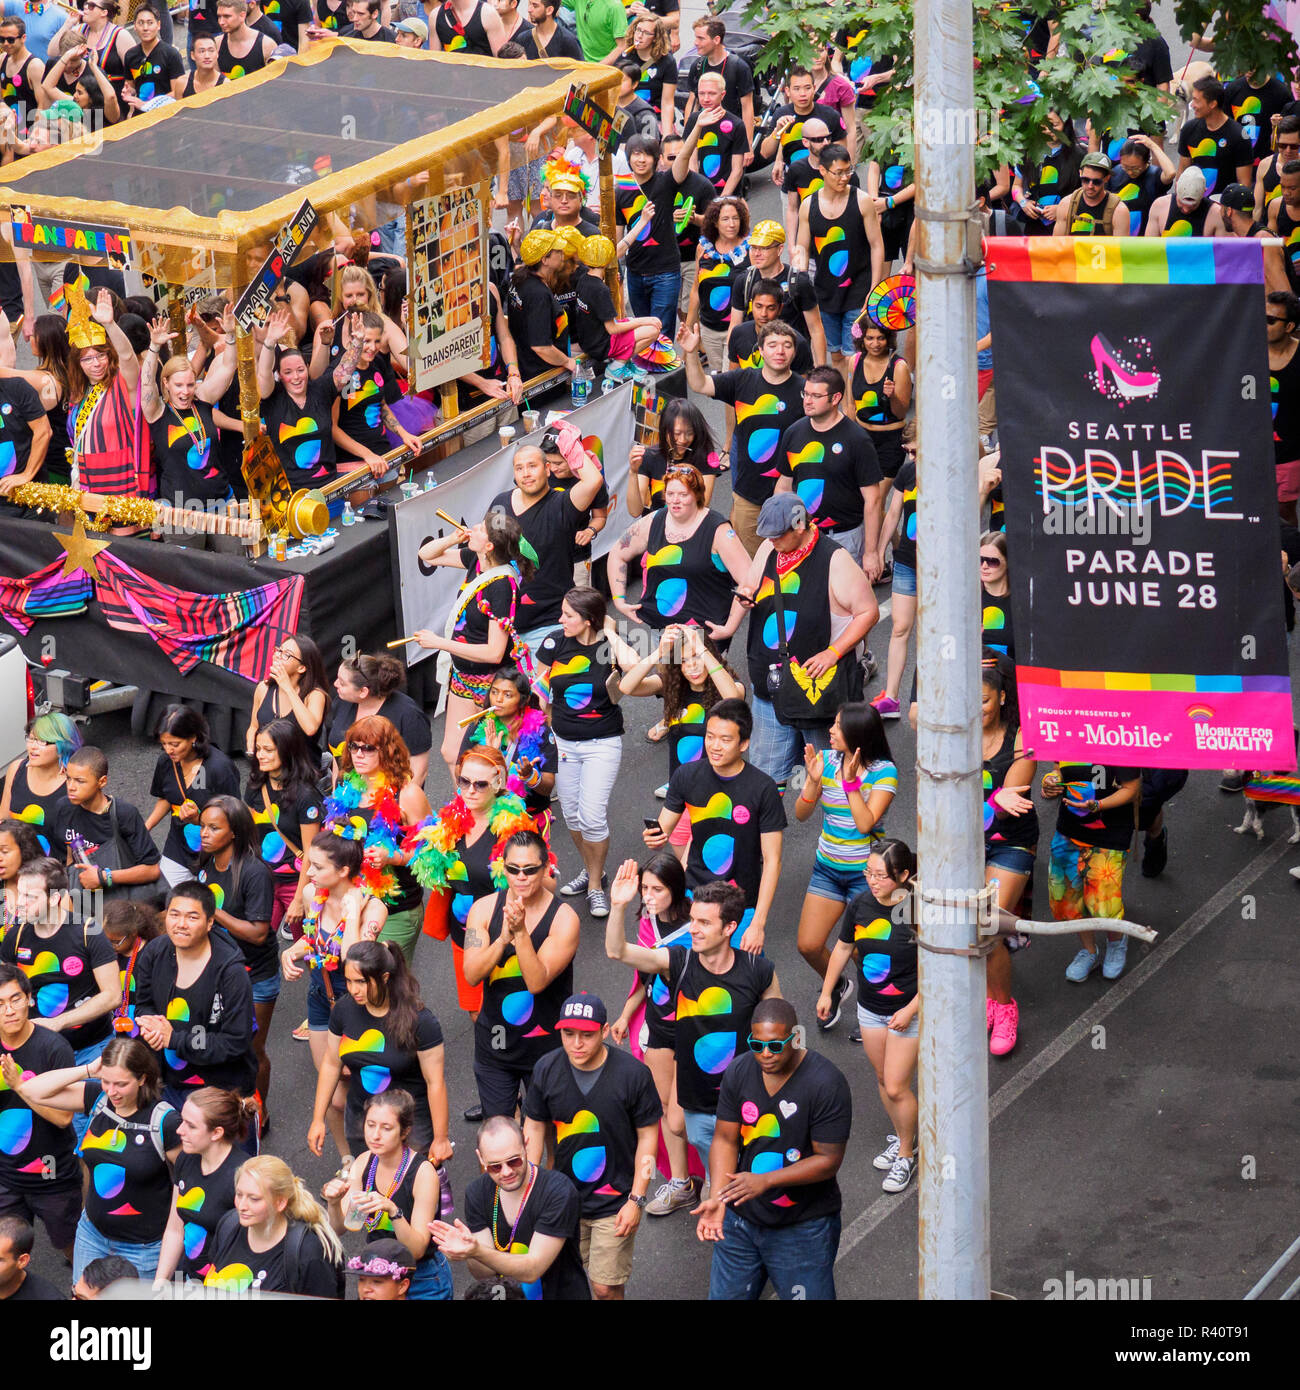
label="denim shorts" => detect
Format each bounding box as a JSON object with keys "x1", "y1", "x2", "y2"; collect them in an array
[
  {"x1": 307, "y1": 967, "x2": 335, "y2": 1030},
  {"x1": 807, "y1": 860, "x2": 867, "y2": 904},
  {"x1": 986, "y1": 843, "x2": 1034, "y2": 875},
  {"x1": 856, "y1": 1001, "x2": 919, "y2": 1037},
  {"x1": 891, "y1": 559, "x2": 917, "y2": 597},
  {"x1": 820, "y1": 304, "x2": 865, "y2": 357},
  {"x1": 250, "y1": 974, "x2": 282, "y2": 1004}
]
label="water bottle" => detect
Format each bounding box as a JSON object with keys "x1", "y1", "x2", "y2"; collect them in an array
[
  {"x1": 341, "y1": 500, "x2": 355, "y2": 527},
  {"x1": 570, "y1": 358, "x2": 593, "y2": 410},
  {"x1": 436, "y1": 1163, "x2": 455, "y2": 1220}
]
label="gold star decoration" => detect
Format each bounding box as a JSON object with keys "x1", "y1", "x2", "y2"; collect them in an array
[{"x1": 52, "y1": 512, "x2": 112, "y2": 579}]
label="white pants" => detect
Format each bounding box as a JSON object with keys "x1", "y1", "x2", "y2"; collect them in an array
[{"x1": 555, "y1": 734, "x2": 623, "y2": 841}]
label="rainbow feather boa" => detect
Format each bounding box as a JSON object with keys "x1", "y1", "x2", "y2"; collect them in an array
[
  {"x1": 467, "y1": 709, "x2": 547, "y2": 799},
  {"x1": 403, "y1": 792, "x2": 546, "y2": 892},
  {"x1": 323, "y1": 772, "x2": 403, "y2": 902}
]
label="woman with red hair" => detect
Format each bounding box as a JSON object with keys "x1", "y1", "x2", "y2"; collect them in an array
[{"x1": 326, "y1": 716, "x2": 431, "y2": 963}]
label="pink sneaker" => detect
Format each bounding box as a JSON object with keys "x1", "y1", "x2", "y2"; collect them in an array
[
  {"x1": 871, "y1": 693, "x2": 901, "y2": 719},
  {"x1": 989, "y1": 999, "x2": 1019, "y2": 1056},
  {"x1": 986, "y1": 997, "x2": 995, "y2": 1031}
]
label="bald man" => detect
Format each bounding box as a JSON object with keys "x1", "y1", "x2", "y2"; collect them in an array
[{"x1": 781, "y1": 117, "x2": 838, "y2": 248}]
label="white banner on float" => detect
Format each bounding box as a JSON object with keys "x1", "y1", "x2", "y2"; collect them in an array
[{"x1": 390, "y1": 384, "x2": 638, "y2": 668}]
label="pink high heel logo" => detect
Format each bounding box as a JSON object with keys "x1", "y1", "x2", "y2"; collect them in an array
[{"x1": 1089, "y1": 333, "x2": 1161, "y2": 406}]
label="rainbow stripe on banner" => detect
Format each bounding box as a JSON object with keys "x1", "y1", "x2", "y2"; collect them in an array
[
  {"x1": 985, "y1": 237, "x2": 1265, "y2": 286},
  {"x1": 1019, "y1": 667, "x2": 1291, "y2": 694}
]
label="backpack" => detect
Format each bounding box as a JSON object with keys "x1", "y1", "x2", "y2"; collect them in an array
[
  {"x1": 211, "y1": 1210, "x2": 344, "y2": 1299},
  {"x1": 77, "y1": 1093, "x2": 174, "y2": 1163}
]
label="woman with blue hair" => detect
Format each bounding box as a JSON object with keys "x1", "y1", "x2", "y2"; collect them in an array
[{"x1": 1, "y1": 712, "x2": 83, "y2": 855}]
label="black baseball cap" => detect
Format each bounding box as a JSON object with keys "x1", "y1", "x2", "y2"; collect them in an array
[
  {"x1": 1219, "y1": 183, "x2": 1254, "y2": 213},
  {"x1": 556, "y1": 993, "x2": 607, "y2": 1032}
]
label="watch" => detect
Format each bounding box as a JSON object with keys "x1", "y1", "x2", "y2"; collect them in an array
[{"x1": 628, "y1": 1193, "x2": 648, "y2": 1208}]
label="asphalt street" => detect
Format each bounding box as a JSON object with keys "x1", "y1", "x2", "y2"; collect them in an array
[{"x1": 21, "y1": 2, "x2": 1300, "y2": 1305}]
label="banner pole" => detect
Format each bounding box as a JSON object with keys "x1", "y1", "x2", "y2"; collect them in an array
[{"x1": 912, "y1": 0, "x2": 990, "y2": 1300}]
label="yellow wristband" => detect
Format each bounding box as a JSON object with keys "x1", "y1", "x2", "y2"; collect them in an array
[{"x1": 827, "y1": 643, "x2": 841, "y2": 661}]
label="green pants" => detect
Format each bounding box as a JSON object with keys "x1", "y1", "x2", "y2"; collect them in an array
[{"x1": 379, "y1": 904, "x2": 423, "y2": 965}]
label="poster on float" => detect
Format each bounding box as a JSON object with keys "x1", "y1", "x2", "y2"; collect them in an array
[
  {"x1": 407, "y1": 187, "x2": 489, "y2": 393},
  {"x1": 986, "y1": 237, "x2": 1294, "y2": 771}
]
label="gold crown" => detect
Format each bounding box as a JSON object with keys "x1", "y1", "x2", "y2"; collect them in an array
[{"x1": 65, "y1": 282, "x2": 107, "y2": 350}]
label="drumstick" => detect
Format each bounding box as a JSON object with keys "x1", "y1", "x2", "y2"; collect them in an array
[
  {"x1": 386, "y1": 636, "x2": 419, "y2": 648},
  {"x1": 458, "y1": 706, "x2": 497, "y2": 728}
]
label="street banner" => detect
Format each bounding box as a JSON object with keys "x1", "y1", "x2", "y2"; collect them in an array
[
  {"x1": 985, "y1": 237, "x2": 1294, "y2": 770},
  {"x1": 390, "y1": 384, "x2": 637, "y2": 667},
  {"x1": 233, "y1": 197, "x2": 317, "y2": 331}
]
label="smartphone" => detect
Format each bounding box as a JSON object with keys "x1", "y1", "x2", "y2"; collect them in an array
[
  {"x1": 643, "y1": 817, "x2": 663, "y2": 831},
  {"x1": 731, "y1": 586, "x2": 755, "y2": 606}
]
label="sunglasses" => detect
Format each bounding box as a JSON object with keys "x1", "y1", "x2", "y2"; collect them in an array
[
  {"x1": 979, "y1": 555, "x2": 1004, "y2": 566},
  {"x1": 485, "y1": 1154, "x2": 527, "y2": 1175},
  {"x1": 0, "y1": 35, "x2": 20, "y2": 43},
  {"x1": 1079, "y1": 174, "x2": 1106, "y2": 185},
  {"x1": 457, "y1": 775, "x2": 493, "y2": 792},
  {"x1": 348, "y1": 741, "x2": 377, "y2": 754},
  {"x1": 747, "y1": 1033, "x2": 795, "y2": 1054},
  {"x1": 1267, "y1": 314, "x2": 1290, "y2": 325},
  {"x1": 805, "y1": 135, "x2": 829, "y2": 143},
  {"x1": 502, "y1": 861, "x2": 545, "y2": 877}
]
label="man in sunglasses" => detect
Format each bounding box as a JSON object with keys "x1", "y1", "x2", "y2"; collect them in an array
[
  {"x1": 1268, "y1": 291, "x2": 1300, "y2": 526},
  {"x1": 695, "y1": 998, "x2": 850, "y2": 1300},
  {"x1": 432, "y1": 1115, "x2": 592, "y2": 1300},
  {"x1": 1254, "y1": 114, "x2": 1300, "y2": 226},
  {"x1": 462, "y1": 829, "x2": 580, "y2": 1121},
  {"x1": 775, "y1": 119, "x2": 852, "y2": 249},
  {"x1": 523, "y1": 993, "x2": 661, "y2": 1299},
  {"x1": 605, "y1": 875, "x2": 780, "y2": 1182},
  {"x1": 1052, "y1": 152, "x2": 1130, "y2": 237}
]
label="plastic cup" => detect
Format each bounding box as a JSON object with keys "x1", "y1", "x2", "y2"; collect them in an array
[
  {"x1": 498, "y1": 426, "x2": 516, "y2": 450},
  {"x1": 521, "y1": 409, "x2": 540, "y2": 433}
]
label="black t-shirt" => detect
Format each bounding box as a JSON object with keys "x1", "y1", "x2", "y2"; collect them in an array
[
  {"x1": 148, "y1": 749, "x2": 242, "y2": 869},
  {"x1": 767, "y1": 101, "x2": 847, "y2": 168},
  {"x1": 727, "y1": 318, "x2": 815, "y2": 373},
  {"x1": 451, "y1": 547, "x2": 519, "y2": 676},
  {"x1": 263, "y1": 0, "x2": 313, "y2": 48},
  {"x1": 463, "y1": 1167, "x2": 591, "y2": 1300},
  {"x1": 336, "y1": 354, "x2": 401, "y2": 457},
  {"x1": 520, "y1": 23, "x2": 583, "y2": 60},
  {"x1": 326, "y1": 691, "x2": 432, "y2": 765},
  {"x1": 51, "y1": 796, "x2": 160, "y2": 876},
  {"x1": 707, "y1": 367, "x2": 806, "y2": 504},
  {"x1": 243, "y1": 780, "x2": 323, "y2": 880},
  {"x1": 0, "y1": 377, "x2": 47, "y2": 483},
  {"x1": 123, "y1": 40, "x2": 184, "y2": 101},
  {"x1": 632, "y1": 53, "x2": 675, "y2": 114},
  {"x1": 683, "y1": 109, "x2": 747, "y2": 193},
  {"x1": 149, "y1": 401, "x2": 230, "y2": 506},
  {"x1": 80, "y1": 1081, "x2": 181, "y2": 1244},
  {"x1": 775, "y1": 416, "x2": 881, "y2": 533},
  {"x1": 729, "y1": 261, "x2": 818, "y2": 340},
  {"x1": 474, "y1": 894, "x2": 572, "y2": 1070},
  {"x1": 665, "y1": 759, "x2": 786, "y2": 912},
  {"x1": 840, "y1": 888, "x2": 917, "y2": 1013},
  {"x1": 2, "y1": 1270, "x2": 63, "y2": 1300},
  {"x1": 890, "y1": 457, "x2": 917, "y2": 569},
  {"x1": 1130, "y1": 33, "x2": 1172, "y2": 88},
  {"x1": 524, "y1": 1046, "x2": 662, "y2": 1217},
  {"x1": 783, "y1": 157, "x2": 858, "y2": 206},
  {"x1": 172, "y1": 1146, "x2": 242, "y2": 1279},
  {"x1": 264, "y1": 375, "x2": 340, "y2": 487},
  {"x1": 1053, "y1": 763, "x2": 1139, "y2": 851},
  {"x1": 199, "y1": 855, "x2": 278, "y2": 982},
  {"x1": 715, "y1": 1050, "x2": 852, "y2": 1228},
  {"x1": 507, "y1": 273, "x2": 569, "y2": 382},
  {"x1": 328, "y1": 995, "x2": 444, "y2": 1144},
  {"x1": 980, "y1": 586, "x2": 1014, "y2": 659},
  {"x1": 489, "y1": 486, "x2": 586, "y2": 630},
  {"x1": 536, "y1": 631, "x2": 623, "y2": 741},
  {"x1": 570, "y1": 269, "x2": 617, "y2": 362},
  {"x1": 686, "y1": 53, "x2": 753, "y2": 119},
  {"x1": 1108, "y1": 163, "x2": 1165, "y2": 236},
  {"x1": 1225, "y1": 75, "x2": 1292, "y2": 163},
  {"x1": 616, "y1": 169, "x2": 686, "y2": 275},
  {"x1": 1177, "y1": 116, "x2": 1252, "y2": 198},
  {"x1": 663, "y1": 944, "x2": 775, "y2": 1113},
  {"x1": 205, "y1": 1219, "x2": 341, "y2": 1296},
  {"x1": 1, "y1": 918, "x2": 117, "y2": 1052},
  {"x1": 0, "y1": 1025, "x2": 77, "y2": 1193},
  {"x1": 674, "y1": 171, "x2": 718, "y2": 263}
]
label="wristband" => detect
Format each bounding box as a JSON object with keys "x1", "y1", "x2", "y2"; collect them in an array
[
  {"x1": 798, "y1": 789, "x2": 818, "y2": 805},
  {"x1": 706, "y1": 664, "x2": 722, "y2": 675},
  {"x1": 525, "y1": 767, "x2": 541, "y2": 788},
  {"x1": 507, "y1": 365, "x2": 521, "y2": 376},
  {"x1": 842, "y1": 777, "x2": 863, "y2": 794},
  {"x1": 826, "y1": 643, "x2": 841, "y2": 661},
  {"x1": 887, "y1": 196, "x2": 894, "y2": 210}
]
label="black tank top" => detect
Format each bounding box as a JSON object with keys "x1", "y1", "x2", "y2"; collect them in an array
[
  {"x1": 851, "y1": 352, "x2": 904, "y2": 429},
  {"x1": 983, "y1": 724, "x2": 1039, "y2": 850},
  {"x1": 1263, "y1": 159, "x2": 1282, "y2": 215},
  {"x1": 745, "y1": 530, "x2": 840, "y2": 692},
  {"x1": 1276, "y1": 199, "x2": 1300, "y2": 291},
  {"x1": 638, "y1": 507, "x2": 736, "y2": 632},
  {"x1": 474, "y1": 893, "x2": 571, "y2": 1069},
  {"x1": 6, "y1": 762, "x2": 66, "y2": 856},
  {"x1": 981, "y1": 586, "x2": 1014, "y2": 660},
  {"x1": 254, "y1": 682, "x2": 325, "y2": 751},
  {"x1": 638, "y1": 912, "x2": 690, "y2": 1045},
  {"x1": 435, "y1": 0, "x2": 493, "y2": 55},
  {"x1": 666, "y1": 683, "x2": 713, "y2": 777},
  {"x1": 356, "y1": 804, "x2": 423, "y2": 914},
  {"x1": 218, "y1": 31, "x2": 270, "y2": 78},
  {"x1": 1272, "y1": 341, "x2": 1300, "y2": 465},
  {"x1": 0, "y1": 53, "x2": 35, "y2": 107},
  {"x1": 808, "y1": 189, "x2": 872, "y2": 313},
  {"x1": 361, "y1": 1148, "x2": 431, "y2": 1243},
  {"x1": 445, "y1": 821, "x2": 498, "y2": 949},
  {"x1": 1163, "y1": 198, "x2": 1211, "y2": 238},
  {"x1": 182, "y1": 71, "x2": 227, "y2": 98}
]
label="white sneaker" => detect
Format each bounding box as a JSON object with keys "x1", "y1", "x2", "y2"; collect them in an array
[{"x1": 881, "y1": 1154, "x2": 917, "y2": 1194}]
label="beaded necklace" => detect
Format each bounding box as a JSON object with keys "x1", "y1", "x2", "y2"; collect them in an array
[{"x1": 491, "y1": 1161, "x2": 538, "y2": 1252}]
